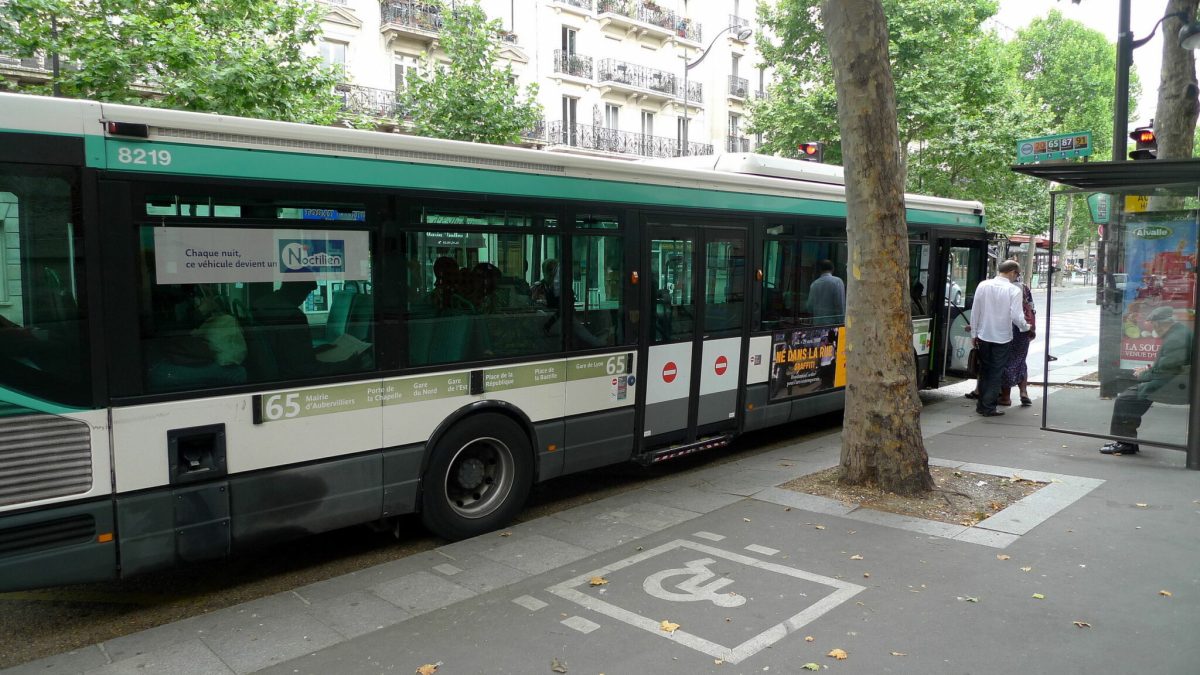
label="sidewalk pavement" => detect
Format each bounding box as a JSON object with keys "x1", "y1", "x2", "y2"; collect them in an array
[{"x1": 9, "y1": 387, "x2": 1200, "y2": 675}]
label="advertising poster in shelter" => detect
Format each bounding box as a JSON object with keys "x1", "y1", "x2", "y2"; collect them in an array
[
  {"x1": 769, "y1": 327, "x2": 846, "y2": 400},
  {"x1": 1118, "y1": 215, "x2": 1197, "y2": 369}
]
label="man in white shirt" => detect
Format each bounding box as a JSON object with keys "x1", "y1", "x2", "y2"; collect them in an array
[{"x1": 970, "y1": 260, "x2": 1030, "y2": 416}]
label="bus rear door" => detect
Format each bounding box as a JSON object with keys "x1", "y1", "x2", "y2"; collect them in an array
[{"x1": 637, "y1": 221, "x2": 749, "y2": 461}]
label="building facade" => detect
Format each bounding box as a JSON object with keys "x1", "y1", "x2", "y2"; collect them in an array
[{"x1": 321, "y1": 0, "x2": 770, "y2": 158}]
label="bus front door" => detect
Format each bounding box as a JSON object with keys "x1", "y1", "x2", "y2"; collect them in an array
[
  {"x1": 639, "y1": 224, "x2": 748, "y2": 459},
  {"x1": 933, "y1": 237, "x2": 987, "y2": 383}
]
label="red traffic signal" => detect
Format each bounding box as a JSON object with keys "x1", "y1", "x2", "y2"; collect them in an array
[
  {"x1": 1129, "y1": 125, "x2": 1157, "y2": 160},
  {"x1": 797, "y1": 141, "x2": 824, "y2": 162}
]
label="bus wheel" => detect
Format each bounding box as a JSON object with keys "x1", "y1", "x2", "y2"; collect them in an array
[{"x1": 421, "y1": 413, "x2": 533, "y2": 541}]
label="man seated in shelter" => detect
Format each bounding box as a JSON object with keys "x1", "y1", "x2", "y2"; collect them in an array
[{"x1": 1101, "y1": 305, "x2": 1192, "y2": 455}]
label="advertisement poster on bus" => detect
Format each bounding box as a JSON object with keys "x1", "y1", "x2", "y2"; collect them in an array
[
  {"x1": 1118, "y1": 215, "x2": 1197, "y2": 369},
  {"x1": 769, "y1": 326, "x2": 846, "y2": 400},
  {"x1": 153, "y1": 227, "x2": 371, "y2": 284}
]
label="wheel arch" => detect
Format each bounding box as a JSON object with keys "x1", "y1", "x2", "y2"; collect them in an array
[{"x1": 415, "y1": 400, "x2": 539, "y2": 510}]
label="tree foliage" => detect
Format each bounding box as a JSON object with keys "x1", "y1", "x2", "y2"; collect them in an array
[
  {"x1": 753, "y1": 2, "x2": 1123, "y2": 240},
  {"x1": 402, "y1": 0, "x2": 542, "y2": 144},
  {"x1": 0, "y1": 0, "x2": 342, "y2": 124}
]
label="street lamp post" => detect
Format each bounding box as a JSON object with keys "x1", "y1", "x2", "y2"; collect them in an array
[{"x1": 681, "y1": 24, "x2": 753, "y2": 156}]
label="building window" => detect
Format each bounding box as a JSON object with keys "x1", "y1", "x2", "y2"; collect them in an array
[
  {"x1": 605, "y1": 103, "x2": 620, "y2": 129},
  {"x1": 731, "y1": 54, "x2": 740, "y2": 77},
  {"x1": 319, "y1": 40, "x2": 347, "y2": 70},
  {"x1": 677, "y1": 117, "x2": 689, "y2": 152},
  {"x1": 562, "y1": 26, "x2": 577, "y2": 55},
  {"x1": 728, "y1": 113, "x2": 741, "y2": 137},
  {"x1": 562, "y1": 96, "x2": 578, "y2": 145},
  {"x1": 394, "y1": 54, "x2": 418, "y2": 90}
]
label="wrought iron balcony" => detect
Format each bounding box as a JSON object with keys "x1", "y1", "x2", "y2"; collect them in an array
[
  {"x1": 553, "y1": 50, "x2": 593, "y2": 79},
  {"x1": 381, "y1": 1, "x2": 443, "y2": 35},
  {"x1": 337, "y1": 84, "x2": 403, "y2": 118},
  {"x1": 729, "y1": 14, "x2": 751, "y2": 32},
  {"x1": 554, "y1": 0, "x2": 593, "y2": 10},
  {"x1": 597, "y1": 58, "x2": 701, "y2": 104},
  {"x1": 597, "y1": 0, "x2": 702, "y2": 43},
  {"x1": 548, "y1": 121, "x2": 713, "y2": 158},
  {"x1": 521, "y1": 118, "x2": 548, "y2": 143},
  {"x1": 754, "y1": 89, "x2": 768, "y2": 101},
  {"x1": 727, "y1": 136, "x2": 750, "y2": 153},
  {"x1": 728, "y1": 75, "x2": 749, "y2": 99}
]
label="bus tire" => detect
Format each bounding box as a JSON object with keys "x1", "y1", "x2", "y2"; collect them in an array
[{"x1": 420, "y1": 413, "x2": 533, "y2": 541}]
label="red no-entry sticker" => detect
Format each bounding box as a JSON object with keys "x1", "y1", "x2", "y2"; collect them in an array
[
  {"x1": 715, "y1": 355, "x2": 729, "y2": 375},
  {"x1": 662, "y1": 361, "x2": 678, "y2": 383}
]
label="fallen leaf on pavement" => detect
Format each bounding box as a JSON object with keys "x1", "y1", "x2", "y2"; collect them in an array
[
  {"x1": 499, "y1": 531, "x2": 512, "y2": 537},
  {"x1": 589, "y1": 576, "x2": 608, "y2": 586},
  {"x1": 801, "y1": 664, "x2": 820, "y2": 672},
  {"x1": 1032, "y1": 593, "x2": 1045, "y2": 599},
  {"x1": 1160, "y1": 590, "x2": 1173, "y2": 597},
  {"x1": 814, "y1": 524, "x2": 826, "y2": 530},
  {"x1": 1073, "y1": 621, "x2": 1092, "y2": 628},
  {"x1": 1136, "y1": 503, "x2": 1148, "y2": 508},
  {"x1": 551, "y1": 657, "x2": 568, "y2": 673},
  {"x1": 850, "y1": 554, "x2": 863, "y2": 560},
  {"x1": 660, "y1": 619, "x2": 680, "y2": 634},
  {"x1": 827, "y1": 648, "x2": 848, "y2": 660},
  {"x1": 1020, "y1": 566, "x2": 1032, "y2": 572},
  {"x1": 863, "y1": 572, "x2": 871, "y2": 578},
  {"x1": 714, "y1": 659, "x2": 724, "y2": 665},
  {"x1": 416, "y1": 664, "x2": 440, "y2": 675},
  {"x1": 891, "y1": 652, "x2": 907, "y2": 656},
  {"x1": 743, "y1": 518, "x2": 751, "y2": 522},
  {"x1": 996, "y1": 554, "x2": 1011, "y2": 560},
  {"x1": 804, "y1": 635, "x2": 815, "y2": 642}
]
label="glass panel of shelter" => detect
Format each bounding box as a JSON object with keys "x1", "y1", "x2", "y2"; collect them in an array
[{"x1": 1043, "y1": 188, "x2": 1195, "y2": 450}]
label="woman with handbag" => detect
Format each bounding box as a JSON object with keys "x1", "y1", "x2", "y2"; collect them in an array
[{"x1": 999, "y1": 274, "x2": 1037, "y2": 406}]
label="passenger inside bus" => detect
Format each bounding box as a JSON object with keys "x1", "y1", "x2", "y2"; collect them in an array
[{"x1": 146, "y1": 284, "x2": 247, "y2": 390}]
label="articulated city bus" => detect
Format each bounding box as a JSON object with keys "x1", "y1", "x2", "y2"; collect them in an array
[{"x1": 0, "y1": 93, "x2": 987, "y2": 590}]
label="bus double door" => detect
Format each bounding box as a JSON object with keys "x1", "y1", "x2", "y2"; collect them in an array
[{"x1": 637, "y1": 223, "x2": 749, "y2": 452}]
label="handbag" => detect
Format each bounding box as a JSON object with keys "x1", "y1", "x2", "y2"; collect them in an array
[{"x1": 967, "y1": 347, "x2": 980, "y2": 377}]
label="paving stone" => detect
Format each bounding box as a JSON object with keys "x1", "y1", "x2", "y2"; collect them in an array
[
  {"x1": 478, "y1": 533, "x2": 593, "y2": 575},
  {"x1": 4, "y1": 645, "x2": 109, "y2": 675},
  {"x1": 844, "y1": 507, "x2": 970, "y2": 539},
  {"x1": 101, "y1": 611, "x2": 227, "y2": 663},
  {"x1": 636, "y1": 486, "x2": 743, "y2": 514},
  {"x1": 306, "y1": 590, "x2": 412, "y2": 639},
  {"x1": 86, "y1": 639, "x2": 233, "y2": 675},
  {"x1": 953, "y1": 527, "x2": 1020, "y2": 548},
  {"x1": 527, "y1": 513, "x2": 654, "y2": 552},
  {"x1": 426, "y1": 555, "x2": 529, "y2": 593},
  {"x1": 197, "y1": 598, "x2": 343, "y2": 674},
  {"x1": 370, "y1": 571, "x2": 476, "y2": 615},
  {"x1": 292, "y1": 551, "x2": 447, "y2": 604},
  {"x1": 752, "y1": 487, "x2": 856, "y2": 516}
]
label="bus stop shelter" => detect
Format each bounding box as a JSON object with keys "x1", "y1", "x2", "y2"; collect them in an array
[{"x1": 1012, "y1": 159, "x2": 1200, "y2": 470}]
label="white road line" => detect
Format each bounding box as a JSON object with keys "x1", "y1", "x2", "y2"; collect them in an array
[
  {"x1": 692, "y1": 531, "x2": 726, "y2": 542},
  {"x1": 562, "y1": 615, "x2": 601, "y2": 634},
  {"x1": 512, "y1": 595, "x2": 548, "y2": 611},
  {"x1": 744, "y1": 544, "x2": 779, "y2": 556}
]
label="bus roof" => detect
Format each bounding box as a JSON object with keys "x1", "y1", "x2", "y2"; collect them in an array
[{"x1": 0, "y1": 93, "x2": 985, "y2": 221}]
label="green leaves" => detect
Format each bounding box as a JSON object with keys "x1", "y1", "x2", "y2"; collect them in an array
[
  {"x1": 0, "y1": 0, "x2": 341, "y2": 124},
  {"x1": 400, "y1": 0, "x2": 543, "y2": 145}
]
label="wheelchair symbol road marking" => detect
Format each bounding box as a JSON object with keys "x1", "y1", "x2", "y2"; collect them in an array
[
  {"x1": 643, "y1": 557, "x2": 746, "y2": 607},
  {"x1": 546, "y1": 539, "x2": 863, "y2": 664}
]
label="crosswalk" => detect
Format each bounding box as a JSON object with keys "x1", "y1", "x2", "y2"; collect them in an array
[{"x1": 1026, "y1": 306, "x2": 1101, "y2": 382}]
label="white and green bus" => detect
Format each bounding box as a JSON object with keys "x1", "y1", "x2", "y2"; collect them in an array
[{"x1": 0, "y1": 93, "x2": 987, "y2": 590}]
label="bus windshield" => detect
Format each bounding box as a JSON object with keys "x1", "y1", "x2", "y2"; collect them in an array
[{"x1": 0, "y1": 163, "x2": 91, "y2": 410}]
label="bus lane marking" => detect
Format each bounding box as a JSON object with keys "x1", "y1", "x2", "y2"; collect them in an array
[{"x1": 546, "y1": 539, "x2": 863, "y2": 664}]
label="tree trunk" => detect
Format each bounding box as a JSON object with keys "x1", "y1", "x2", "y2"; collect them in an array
[
  {"x1": 1155, "y1": 0, "x2": 1199, "y2": 159},
  {"x1": 823, "y1": 0, "x2": 933, "y2": 494}
]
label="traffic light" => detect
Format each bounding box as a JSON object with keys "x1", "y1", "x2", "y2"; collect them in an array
[
  {"x1": 797, "y1": 141, "x2": 824, "y2": 162},
  {"x1": 1129, "y1": 125, "x2": 1157, "y2": 160}
]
